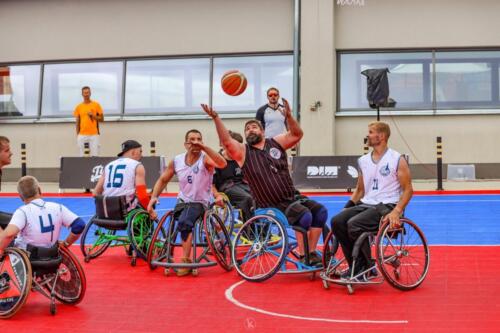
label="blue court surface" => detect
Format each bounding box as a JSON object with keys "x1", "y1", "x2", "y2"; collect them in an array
[{"x1": 1, "y1": 194, "x2": 499, "y2": 245}]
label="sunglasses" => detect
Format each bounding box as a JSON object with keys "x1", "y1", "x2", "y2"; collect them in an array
[{"x1": 268, "y1": 93, "x2": 279, "y2": 97}]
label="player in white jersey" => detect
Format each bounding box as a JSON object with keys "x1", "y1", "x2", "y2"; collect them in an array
[
  {"x1": 93, "y1": 140, "x2": 150, "y2": 211},
  {"x1": 0, "y1": 176, "x2": 86, "y2": 257},
  {"x1": 330, "y1": 121, "x2": 413, "y2": 279},
  {"x1": 148, "y1": 129, "x2": 226, "y2": 276}
]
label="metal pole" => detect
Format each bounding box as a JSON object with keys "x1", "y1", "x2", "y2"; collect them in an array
[
  {"x1": 21, "y1": 143, "x2": 27, "y2": 177},
  {"x1": 436, "y1": 136, "x2": 443, "y2": 190}
]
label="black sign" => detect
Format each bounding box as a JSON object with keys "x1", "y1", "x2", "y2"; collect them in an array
[
  {"x1": 59, "y1": 157, "x2": 165, "y2": 189},
  {"x1": 292, "y1": 156, "x2": 360, "y2": 190}
]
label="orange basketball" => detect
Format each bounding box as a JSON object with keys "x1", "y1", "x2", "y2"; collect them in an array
[{"x1": 221, "y1": 70, "x2": 247, "y2": 96}]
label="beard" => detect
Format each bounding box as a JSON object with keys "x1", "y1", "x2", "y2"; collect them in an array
[{"x1": 246, "y1": 133, "x2": 263, "y2": 145}]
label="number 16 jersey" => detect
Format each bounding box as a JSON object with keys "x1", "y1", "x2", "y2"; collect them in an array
[{"x1": 103, "y1": 157, "x2": 141, "y2": 208}]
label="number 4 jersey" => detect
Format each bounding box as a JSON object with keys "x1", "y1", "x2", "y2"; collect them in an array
[
  {"x1": 9, "y1": 199, "x2": 79, "y2": 249},
  {"x1": 103, "y1": 157, "x2": 141, "y2": 209}
]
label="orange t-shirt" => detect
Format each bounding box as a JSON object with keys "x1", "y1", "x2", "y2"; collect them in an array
[{"x1": 73, "y1": 101, "x2": 103, "y2": 135}]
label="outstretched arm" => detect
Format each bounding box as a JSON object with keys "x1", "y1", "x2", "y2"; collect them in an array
[
  {"x1": 190, "y1": 143, "x2": 226, "y2": 171},
  {"x1": 273, "y1": 98, "x2": 303, "y2": 150},
  {"x1": 201, "y1": 104, "x2": 246, "y2": 167}
]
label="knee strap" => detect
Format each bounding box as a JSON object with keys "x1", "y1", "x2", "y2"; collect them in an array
[
  {"x1": 311, "y1": 206, "x2": 327, "y2": 228},
  {"x1": 297, "y1": 211, "x2": 312, "y2": 230}
]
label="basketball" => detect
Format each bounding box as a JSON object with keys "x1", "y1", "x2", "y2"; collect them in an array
[{"x1": 221, "y1": 70, "x2": 247, "y2": 96}]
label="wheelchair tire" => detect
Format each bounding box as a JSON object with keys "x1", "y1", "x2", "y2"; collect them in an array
[
  {"x1": 49, "y1": 246, "x2": 86, "y2": 305},
  {"x1": 203, "y1": 211, "x2": 233, "y2": 271},
  {"x1": 231, "y1": 214, "x2": 288, "y2": 282},
  {"x1": 0, "y1": 248, "x2": 32, "y2": 319},
  {"x1": 321, "y1": 231, "x2": 349, "y2": 278},
  {"x1": 376, "y1": 218, "x2": 430, "y2": 291},
  {"x1": 80, "y1": 217, "x2": 115, "y2": 260},
  {"x1": 127, "y1": 209, "x2": 155, "y2": 260},
  {"x1": 146, "y1": 211, "x2": 174, "y2": 270}
]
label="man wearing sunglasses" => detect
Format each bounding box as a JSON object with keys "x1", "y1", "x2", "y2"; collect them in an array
[
  {"x1": 201, "y1": 101, "x2": 328, "y2": 267},
  {"x1": 255, "y1": 87, "x2": 288, "y2": 139}
]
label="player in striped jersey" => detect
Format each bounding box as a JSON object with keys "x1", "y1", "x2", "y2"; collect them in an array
[{"x1": 202, "y1": 100, "x2": 327, "y2": 266}]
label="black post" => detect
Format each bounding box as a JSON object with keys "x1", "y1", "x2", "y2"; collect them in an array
[
  {"x1": 377, "y1": 105, "x2": 380, "y2": 121},
  {"x1": 436, "y1": 136, "x2": 444, "y2": 190},
  {"x1": 83, "y1": 142, "x2": 90, "y2": 157},
  {"x1": 21, "y1": 143, "x2": 27, "y2": 177},
  {"x1": 363, "y1": 137, "x2": 369, "y2": 155},
  {"x1": 150, "y1": 141, "x2": 156, "y2": 156}
]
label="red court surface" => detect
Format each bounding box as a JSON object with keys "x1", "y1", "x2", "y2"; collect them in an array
[{"x1": 1, "y1": 246, "x2": 499, "y2": 333}]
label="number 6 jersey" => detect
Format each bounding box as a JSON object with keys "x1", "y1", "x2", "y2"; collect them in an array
[
  {"x1": 174, "y1": 152, "x2": 213, "y2": 206},
  {"x1": 9, "y1": 199, "x2": 79, "y2": 249}
]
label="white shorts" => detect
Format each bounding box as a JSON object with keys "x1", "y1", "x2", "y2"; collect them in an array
[{"x1": 77, "y1": 135, "x2": 100, "y2": 156}]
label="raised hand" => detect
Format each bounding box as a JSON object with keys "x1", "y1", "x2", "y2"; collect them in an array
[{"x1": 201, "y1": 104, "x2": 218, "y2": 119}]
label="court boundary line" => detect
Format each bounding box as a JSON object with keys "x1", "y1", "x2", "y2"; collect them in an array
[{"x1": 225, "y1": 280, "x2": 408, "y2": 325}]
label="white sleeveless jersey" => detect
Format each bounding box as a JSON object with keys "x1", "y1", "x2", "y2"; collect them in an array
[
  {"x1": 359, "y1": 148, "x2": 402, "y2": 205},
  {"x1": 9, "y1": 199, "x2": 78, "y2": 249},
  {"x1": 174, "y1": 152, "x2": 213, "y2": 205},
  {"x1": 102, "y1": 157, "x2": 140, "y2": 209}
]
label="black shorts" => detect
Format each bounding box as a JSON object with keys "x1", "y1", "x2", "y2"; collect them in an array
[
  {"x1": 276, "y1": 195, "x2": 323, "y2": 227},
  {"x1": 173, "y1": 201, "x2": 205, "y2": 234}
]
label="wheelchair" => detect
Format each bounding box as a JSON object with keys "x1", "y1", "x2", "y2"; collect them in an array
[
  {"x1": 231, "y1": 207, "x2": 328, "y2": 282},
  {"x1": 80, "y1": 195, "x2": 156, "y2": 266},
  {"x1": 320, "y1": 217, "x2": 430, "y2": 294},
  {"x1": 213, "y1": 193, "x2": 245, "y2": 240},
  {"x1": 146, "y1": 203, "x2": 233, "y2": 276},
  {"x1": 0, "y1": 243, "x2": 86, "y2": 318}
]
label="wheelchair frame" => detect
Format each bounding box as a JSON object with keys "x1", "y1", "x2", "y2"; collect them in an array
[
  {"x1": 320, "y1": 217, "x2": 430, "y2": 294},
  {"x1": 0, "y1": 245, "x2": 86, "y2": 318},
  {"x1": 231, "y1": 208, "x2": 327, "y2": 282},
  {"x1": 147, "y1": 205, "x2": 233, "y2": 276}
]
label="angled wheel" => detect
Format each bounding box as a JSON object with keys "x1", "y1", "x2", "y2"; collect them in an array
[
  {"x1": 203, "y1": 211, "x2": 233, "y2": 271},
  {"x1": 231, "y1": 214, "x2": 288, "y2": 282},
  {"x1": 146, "y1": 211, "x2": 175, "y2": 271},
  {"x1": 48, "y1": 246, "x2": 86, "y2": 305},
  {"x1": 376, "y1": 218, "x2": 430, "y2": 291},
  {"x1": 80, "y1": 217, "x2": 115, "y2": 260},
  {"x1": 127, "y1": 209, "x2": 155, "y2": 260},
  {"x1": 322, "y1": 231, "x2": 349, "y2": 278},
  {"x1": 0, "y1": 248, "x2": 32, "y2": 319}
]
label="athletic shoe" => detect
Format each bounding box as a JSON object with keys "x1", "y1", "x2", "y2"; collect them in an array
[{"x1": 176, "y1": 257, "x2": 193, "y2": 277}]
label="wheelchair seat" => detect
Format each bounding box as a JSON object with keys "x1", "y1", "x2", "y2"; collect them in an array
[
  {"x1": 93, "y1": 195, "x2": 129, "y2": 230},
  {"x1": 0, "y1": 211, "x2": 12, "y2": 229},
  {"x1": 27, "y1": 243, "x2": 63, "y2": 275}
]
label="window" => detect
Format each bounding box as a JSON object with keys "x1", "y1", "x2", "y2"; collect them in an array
[
  {"x1": 339, "y1": 50, "x2": 500, "y2": 112},
  {"x1": 212, "y1": 55, "x2": 293, "y2": 112},
  {"x1": 42, "y1": 62, "x2": 123, "y2": 116},
  {"x1": 0, "y1": 65, "x2": 40, "y2": 117},
  {"x1": 125, "y1": 58, "x2": 210, "y2": 114},
  {"x1": 339, "y1": 52, "x2": 433, "y2": 110}
]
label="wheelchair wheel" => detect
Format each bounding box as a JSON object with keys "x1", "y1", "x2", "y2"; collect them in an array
[
  {"x1": 147, "y1": 211, "x2": 174, "y2": 270},
  {"x1": 231, "y1": 214, "x2": 288, "y2": 282},
  {"x1": 127, "y1": 209, "x2": 155, "y2": 260},
  {"x1": 203, "y1": 211, "x2": 233, "y2": 271},
  {"x1": 48, "y1": 246, "x2": 86, "y2": 305},
  {"x1": 80, "y1": 217, "x2": 115, "y2": 260},
  {"x1": 0, "y1": 248, "x2": 32, "y2": 319},
  {"x1": 376, "y1": 218, "x2": 430, "y2": 291},
  {"x1": 322, "y1": 231, "x2": 349, "y2": 278}
]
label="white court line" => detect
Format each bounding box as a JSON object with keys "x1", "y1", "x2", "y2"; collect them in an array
[{"x1": 225, "y1": 280, "x2": 408, "y2": 325}]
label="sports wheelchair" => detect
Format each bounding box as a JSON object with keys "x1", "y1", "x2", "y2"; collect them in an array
[
  {"x1": 0, "y1": 243, "x2": 86, "y2": 318},
  {"x1": 212, "y1": 193, "x2": 246, "y2": 240},
  {"x1": 80, "y1": 195, "x2": 156, "y2": 266},
  {"x1": 231, "y1": 208, "x2": 328, "y2": 282},
  {"x1": 320, "y1": 217, "x2": 430, "y2": 294},
  {"x1": 147, "y1": 203, "x2": 233, "y2": 276}
]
